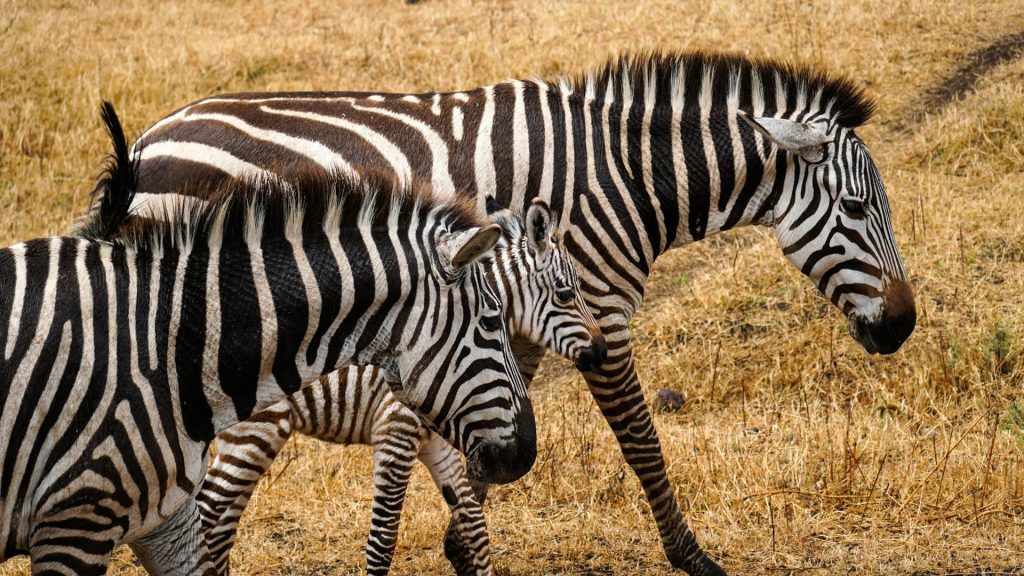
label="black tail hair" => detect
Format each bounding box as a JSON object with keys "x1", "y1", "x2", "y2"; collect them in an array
[{"x1": 70, "y1": 101, "x2": 138, "y2": 240}]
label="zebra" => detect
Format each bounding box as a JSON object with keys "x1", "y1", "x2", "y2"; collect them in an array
[
  {"x1": 79, "y1": 51, "x2": 918, "y2": 576},
  {"x1": 0, "y1": 103, "x2": 537, "y2": 575},
  {"x1": 76, "y1": 186, "x2": 605, "y2": 575}
]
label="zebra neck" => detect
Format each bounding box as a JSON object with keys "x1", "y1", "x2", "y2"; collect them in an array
[
  {"x1": 580, "y1": 91, "x2": 781, "y2": 259},
  {"x1": 489, "y1": 82, "x2": 779, "y2": 274}
]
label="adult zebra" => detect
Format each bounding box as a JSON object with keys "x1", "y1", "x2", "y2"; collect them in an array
[
  {"x1": 83, "y1": 51, "x2": 917, "y2": 575},
  {"x1": 76, "y1": 188, "x2": 604, "y2": 575},
  {"x1": 0, "y1": 104, "x2": 537, "y2": 575}
]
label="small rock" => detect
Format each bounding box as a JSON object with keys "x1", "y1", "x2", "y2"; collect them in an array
[{"x1": 654, "y1": 387, "x2": 685, "y2": 412}]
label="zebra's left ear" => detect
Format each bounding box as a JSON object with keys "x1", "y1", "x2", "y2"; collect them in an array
[
  {"x1": 439, "y1": 224, "x2": 503, "y2": 271},
  {"x1": 739, "y1": 111, "x2": 829, "y2": 163},
  {"x1": 525, "y1": 198, "x2": 555, "y2": 257}
]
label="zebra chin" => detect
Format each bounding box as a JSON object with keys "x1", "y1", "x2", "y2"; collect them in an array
[
  {"x1": 847, "y1": 280, "x2": 917, "y2": 355},
  {"x1": 464, "y1": 399, "x2": 537, "y2": 484}
]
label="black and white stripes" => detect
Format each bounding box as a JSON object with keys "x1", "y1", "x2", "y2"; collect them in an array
[
  {"x1": 193, "y1": 199, "x2": 603, "y2": 575},
  {"x1": 82, "y1": 51, "x2": 916, "y2": 575},
  {"x1": 0, "y1": 105, "x2": 535, "y2": 574}
]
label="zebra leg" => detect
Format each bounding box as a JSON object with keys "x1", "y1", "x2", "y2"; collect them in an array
[
  {"x1": 583, "y1": 330, "x2": 724, "y2": 575},
  {"x1": 417, "y1": 432, "x2": 493, "y2": 576},
  {"x1": 28, "y1": 530, "x2": 115, "y2": 576},
  {"x1": 129, "y1": 496, "x2": 215, "y2": 576},
  {"x1": 364, "y1": 430, "x2": 422, "y2": 575},
  {"x1": 196, "y1": 408, "x2": 294, "y2": 574},
  {"x1": 441, "y1": 336, "x2": 543, "y2": 571}
]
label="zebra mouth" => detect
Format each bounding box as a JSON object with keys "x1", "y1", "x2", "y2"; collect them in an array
[
  {"x1": 574, "y1": 334, "x2": 608, "y2": 372},
  {"x1": 848, "y1": 315, "x2": 914, "y2": 356},
  {"x1": 848, "y1": 316, "x2": 880, "y2": 355}
]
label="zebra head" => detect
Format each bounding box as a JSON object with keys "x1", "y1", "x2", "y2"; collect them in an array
[
  {"x1": 391, "y1": 220, "x2": 536, "y2": 485},
  {"x1": 742, "y1": 113, "x2": 916, "y2": 355},
  {"x1": 486, "y1": 197, "x2": 607, "y2": 371}
]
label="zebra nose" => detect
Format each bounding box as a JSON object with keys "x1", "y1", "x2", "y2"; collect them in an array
[
  {"x1": 868, "y1": 280, "x2": 917, "y2": 355},
  {"x1": 575, "y1": 334, "x2": 608, "y2": 372},
  {"x1": 464, "y1": 398, "x2": 536, "y2": 484}
]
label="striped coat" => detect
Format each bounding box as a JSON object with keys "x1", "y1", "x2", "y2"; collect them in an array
[
  {"x1": 0, "y1": 105, "x2": 533, "y2": 575},
  {"x1": 83, "y1": 52, "x2": 917, "y2": 575}
]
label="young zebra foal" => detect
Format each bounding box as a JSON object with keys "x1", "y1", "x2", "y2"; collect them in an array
[
  {"x1": 195, "y1": 199, "x2": 604, "y2": 576},
  {"x1": 0, "y1": 104, "x2": 534, "y2": 575}
]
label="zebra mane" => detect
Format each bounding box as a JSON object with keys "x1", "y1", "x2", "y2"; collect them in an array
[
  {"x1": 548, "y1": 50, "x2": 875, "y2": 128},
  {"x1": 113, "y1": 169, "x2": 486, "y2": 256}
]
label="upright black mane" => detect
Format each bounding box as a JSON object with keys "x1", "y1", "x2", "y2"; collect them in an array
[
  {"x1": 114, "y1": 169, "x2": 485, "y2": 255},
  {"x1": 549, "y1": 50, "x2": 876, "y2": 128}
]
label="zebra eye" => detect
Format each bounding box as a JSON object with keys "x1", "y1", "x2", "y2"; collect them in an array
[
  {"x1": 840, "y1": 198, "x2": 867, "y2": 219},
  {"x1": 480, "y1": 313, "x2": 503, "y2": 333},
  {"x1": 556, "y1": 288, "x2": 574, "y2": 304}
]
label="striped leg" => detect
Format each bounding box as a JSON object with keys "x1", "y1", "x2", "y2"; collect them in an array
[
  {"x1": 196, "y1": 407, "x2": 294, "y2": 574},
  {"x1": 583, "y1": 330, "x2": 724, "y2": 576},
  {"x1": 365, "y1": 430, "x2": 422, "y2": 575},
  {"x1": 417, "y1": 433, "x2": 493, "y2": 576},
  {"x1": 28, "y1": 529, "x2": 115, "y2": 576},
  {"x1": 129, "y1": 497, "x2": 215, "y2": 576}
]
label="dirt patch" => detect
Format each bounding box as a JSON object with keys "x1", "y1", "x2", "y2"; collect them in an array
[{"x1": 898, "y1": 30, "x2": 1024, "y2": 128}]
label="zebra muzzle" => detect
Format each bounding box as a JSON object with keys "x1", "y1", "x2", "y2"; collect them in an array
[
  {"x1": 464, "y1": 399, "x2": 537, "y2": 484},
  {"x1": 574, "y1": 333, "x2": 608, "y2": 372},
  {"x1": 849, "y1": 280, "x2": 916, "y2": 355}
]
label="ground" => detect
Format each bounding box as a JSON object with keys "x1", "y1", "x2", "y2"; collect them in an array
[{"x1": 1, "y1": 1, "x2": 1022, "y2": 574}]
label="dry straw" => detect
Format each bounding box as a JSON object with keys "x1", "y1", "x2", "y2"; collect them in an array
[{"x1": 1, "y1": 1, "x2": 1022, "y2": 574}]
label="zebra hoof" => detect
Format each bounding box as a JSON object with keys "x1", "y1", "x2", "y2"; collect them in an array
[
  {"x1": 672, "y1": 555, "x2": 726, "y2": 576},
  {"x1": 442, "y1": 528, "x2": 476, "y2": 576}
]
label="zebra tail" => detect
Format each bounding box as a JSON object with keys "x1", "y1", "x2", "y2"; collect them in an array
[{"x1": 69, "y1": 100, "x2": 139, "y2": 240}]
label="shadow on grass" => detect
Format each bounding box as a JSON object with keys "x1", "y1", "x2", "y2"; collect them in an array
[{"x1": 894, "y1": 29, "x2": 1024, "y2": 130}]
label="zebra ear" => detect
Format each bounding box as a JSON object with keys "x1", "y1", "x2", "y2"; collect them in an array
[
  {"x1": 440, "y1": 224, "x2": 503, "y2": 271},
  {"x1": 525, "y1": 198, "x2": 555, "y2": 256},
  {"x1": 739, "y1": 111, "x2": 829, "y2": 163}
]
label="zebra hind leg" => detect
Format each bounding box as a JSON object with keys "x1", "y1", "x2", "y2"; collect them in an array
[
  {"x1": 28, "y1": 529, "x2": 116, "y2": 576},
  {"x1": 129, "y1": 496, "x2": 216, "y2": 575}
]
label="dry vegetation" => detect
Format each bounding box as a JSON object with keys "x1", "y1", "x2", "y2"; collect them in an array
[{"x1": 2, "y1": 0, "x2": 1023, "y2": 574}]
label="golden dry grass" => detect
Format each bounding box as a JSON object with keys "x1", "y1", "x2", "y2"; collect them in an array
[{"x1": 2, "y1": 1, "x2": 1023, "y2": 574}]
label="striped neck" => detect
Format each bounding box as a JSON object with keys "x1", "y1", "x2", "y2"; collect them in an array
[{"x1": 511, "y1": 52, "x2": 872, "y2": 268}]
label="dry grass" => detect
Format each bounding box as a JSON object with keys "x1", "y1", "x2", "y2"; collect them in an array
[{"x1": 2, "y1": 0, "x2": 1023, "y2": 574}]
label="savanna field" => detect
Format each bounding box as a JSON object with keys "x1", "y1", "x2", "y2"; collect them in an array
[{"x1": 1, "y1": 0, "x2": 1023, "y2": 574}]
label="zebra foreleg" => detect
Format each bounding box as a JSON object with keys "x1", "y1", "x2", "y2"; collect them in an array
[
  {"x1": 196, "y1": 410, "x2": 294, "y2": 574},
  {"x1": 417, "y1": 432, "x2": 493, "y2": 576},
  {"x1": 441, "y1": 336, "x2": 542, "y2": 572},
  {"x1": 364, "y1": 430, "x2": 423, "y2": 575},
  {"x1": 129, "y1": 497, "x2": 216, "y2": 576},
  {"x1": 583, "y1": 333, "x2": 725, "y2": 576}
]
